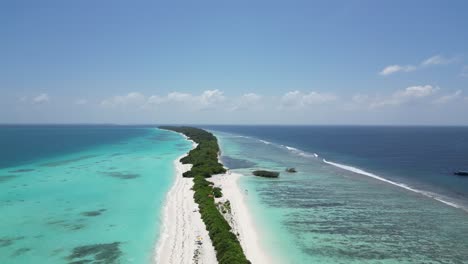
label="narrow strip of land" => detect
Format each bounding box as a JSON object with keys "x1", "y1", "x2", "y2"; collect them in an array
[{"x1": 159, "y1": 126, "x2": 250, "y2": 264}]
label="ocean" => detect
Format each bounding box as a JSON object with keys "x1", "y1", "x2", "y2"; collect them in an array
[
  {"x1": 204, "y1": 125, "x2": 468, "y2": 264},
  {"x1": 0, "y1": 125, "x2": 191, "y2": 263},
  {"x1": 3, "y1": 125, "x2": 468, "y2": 264}
]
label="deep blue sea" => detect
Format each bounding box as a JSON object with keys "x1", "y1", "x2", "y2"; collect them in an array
[
  {"x1": 205, "y1": 125, "x2": 468, "y2": 209},
  {"x1": 204, "y1": 125, "x2": 468, "y2": 263}
]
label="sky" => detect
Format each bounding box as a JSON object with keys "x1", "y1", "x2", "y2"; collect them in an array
[{"x1": 1, "y1": 0, "x2": 468, "y2": 125}]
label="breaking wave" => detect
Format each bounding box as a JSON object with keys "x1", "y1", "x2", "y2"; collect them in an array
[{"x1": 322, "y1": 159, "x2": 467, "y2": 212}]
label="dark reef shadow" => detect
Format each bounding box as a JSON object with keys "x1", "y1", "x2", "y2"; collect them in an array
[
  {"x1": 101, "y1": 171, "x2": 140, "y2": 179},
  {"x1": 8, "y1": 169, "x2": 35, "y2": 173},
  {"x1": 40, "y1": 155, "x2": 98, "y2": 167},
  {"x1": 67, "y1": 242, "x2": 122, "y2": 264}
]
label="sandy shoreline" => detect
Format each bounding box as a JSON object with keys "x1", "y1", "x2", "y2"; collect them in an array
[
  {"x1": 210, "y1": 172, "x2": 273, "y2": 264},
  {"x1": 155, "y1": 130, "x2": 272, "y2": 263},
  {"x1": 154, "y1": 152, "x2": 217, "y2": 264}
]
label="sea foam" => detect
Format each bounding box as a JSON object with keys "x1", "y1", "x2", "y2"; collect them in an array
[
  {"x1": 322, "y1": 159, "x2": 466, "y2": 212},
  {"x1": 283, "y1": 145, "x2": 319, "y2": 159},
  {"x1": 239, "y1": 134, "x2": 466, "y2": 211}
]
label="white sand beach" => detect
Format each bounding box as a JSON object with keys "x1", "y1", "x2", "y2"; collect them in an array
[
  {"x1": 155, "y1": 131, "x2": 271, "y2": 264},
  {"x1": 154, "y1": 154, "x2": 217, "y2": 264},
  {"x1": 210, "y1": 172, "x2": 273, "y2": 264}
]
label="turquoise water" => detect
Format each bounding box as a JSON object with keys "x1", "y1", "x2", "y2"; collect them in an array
[
  {"x1": 216, "y1": 131, "x2": 468, "y2": 264},
  {"x1": 0, "y1": 126, "x2": 191, "y2": 263}
]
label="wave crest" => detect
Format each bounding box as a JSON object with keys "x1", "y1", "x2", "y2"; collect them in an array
[{"x1": 322, "y1": 159, "x2": 466, "y2": 212}]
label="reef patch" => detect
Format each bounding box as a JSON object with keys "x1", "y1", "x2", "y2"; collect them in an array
[
  {"x1": 81, "y1": 209, "x2": 106, "y2": 217},
  {"x1": 67, "y1": 242, "x2": 122, "y2": 264},
  {"x1": 40, "y1": 155, "x2": 97, "y2": 167},
  {"x1": 8, "y1": 169, "x2": 35, "y2": 173},
  {"x1": 0, "y1": 175, "x2": 18, "y2": 183},
  {"x1": 102, "y1": 171, "x2": 139, "y2": 179}
]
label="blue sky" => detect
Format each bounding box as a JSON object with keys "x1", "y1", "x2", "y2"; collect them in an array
[{"x1": 1, "y1": 0, "x2": 467, "y2": 124}]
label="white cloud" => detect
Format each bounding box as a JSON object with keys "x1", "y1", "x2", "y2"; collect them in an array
[
  {"x1": 147, "y1": 95, "x2": 164, "y2": 105},
  {"x1": 395, "y1": 85, "x2": 437, "y2": 98},
  {"x1": 230, "y1": 93, "x2": 262, "y2": 111},
  {"x1": 281, "y1": 90, "x2": 336, "y2": 108},
  {"x1": 303, "y1": 91, "x2": 337, "y2": 104},
  {"x1": 433, "y1": 90, "x2": 462, "y2": 104},
  {"x1": 379, "y1": 65, "x2": 416, "y2": 76},
  {"x1": 421, "y1": 55, "x2": 457, "y2": 66},
  {"x1": 370, "y1": 85, "x2": 438, "y2": 108},
  {"x1": 242, "y1": 93, "x2": 261, "y2": 102},
  {"x1": 379, "y1": 55, "x2": 458, "y2": 76},
  {"x1": 199, "y1": 89, "x2": 225, "y2": 107},
  {"x1": 158, "y1": 90, "x2": 225, "y2": 109},
  {"x1": 33, "y1": 93, "x2": 50, "y2": 104},
  {"x1": 166, "y1": 92, "x2": 192, "y2": 102},
  {"x1": 101, "y1": 90, "x2": 226, "y2": 110}
]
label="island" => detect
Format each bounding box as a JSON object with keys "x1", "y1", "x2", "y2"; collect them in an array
[
  {"x1": 252, "y1": 170, "x2": 280, "y2": 178},
  {"x1": 159, "y1": 126, "x2": 250, "y2": 264}
]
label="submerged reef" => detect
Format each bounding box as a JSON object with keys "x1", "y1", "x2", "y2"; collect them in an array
[
  {"x1": 101, "y1": 171, "x2": 139, "y2": 179},
  {"x1": 11, "y1": 247, "x2": 31, "y2": 257},
  {"x1": 40, "y1": 155, "x2": 97, "y2": 167},
  {"x1": 8, "y1": 169, "x2": 35, "y2": 173},
  {"x1": 0, "y1": 175, "x2": 19, "y2": 183},
  {"x1": 46, "y1": 219, "x2": 86, "y2": 231},
  {"x1": 0, "y1": 236, "x2": 24, "y2": 248},
  {"x1": 67, "y1": 242, "x2": 122, "y2": 264},
  {"x1": 81, "y1": 209, "x2": 106, "y2": 217}
]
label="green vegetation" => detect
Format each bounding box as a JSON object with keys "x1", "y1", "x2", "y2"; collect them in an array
[
  {"x1": 213, "y1": 187, "x2": 223, "y2": 198},
  {"x1": 160, "y1": 126, "x2": 250, "y2": 264},
  {"x1": 160, "y1": 126, "x2": 226, "y2": 178},
  {"x1": 252, "y1": 170, "x2": 280, "y2": 178}
]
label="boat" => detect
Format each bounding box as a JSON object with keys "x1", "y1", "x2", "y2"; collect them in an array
[{"x1": 454, "y1": 171, "x2": 468, "y2": 176}]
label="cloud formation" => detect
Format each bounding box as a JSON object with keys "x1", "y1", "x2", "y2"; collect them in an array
[
  {"x1": 353, "y1": 85, "x2": 439, "y2": 108},
  {"x1": 379, "y1": 65, "x2": 417, "y2": 76},
  {"x1": 33, "y1": 94, "x2": 50, "y2": 104},
  {"x1": 230, "y1": 93, "x2": 262, "y2": 111},
  {"x1": 380, "y1": 55, "x2": 458, "y2": 76},
  {"x1": 101, "y1": 89, "x2": 226, "y2": 110},
  {"x1": 433, "y1": 90, "x2": 462, "y2": 104},
  {"x1": 421, "y1": 55, "x2": 458, "y2": 66},
  {"x1": 7, "y1": 85, "x2": 467, "y2": 125},
  {"x1": 280, "y1": 91, "x2": 337, "y2": 109},
  {"x1": 99, "y1": 86, "x2": 460, "y2": 113}
]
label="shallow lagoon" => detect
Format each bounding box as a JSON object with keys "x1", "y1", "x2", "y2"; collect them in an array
[{"x1": 0, "y1": 126, "x2": 191, "y2": 263}]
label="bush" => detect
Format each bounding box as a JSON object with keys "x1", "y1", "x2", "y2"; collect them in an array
[
  {"x1": 252, "y1": 170, "x2": 280, "y2": 178},
  {"x1": 213, "y1": 187, "x2": 223, "y2": 198}
]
